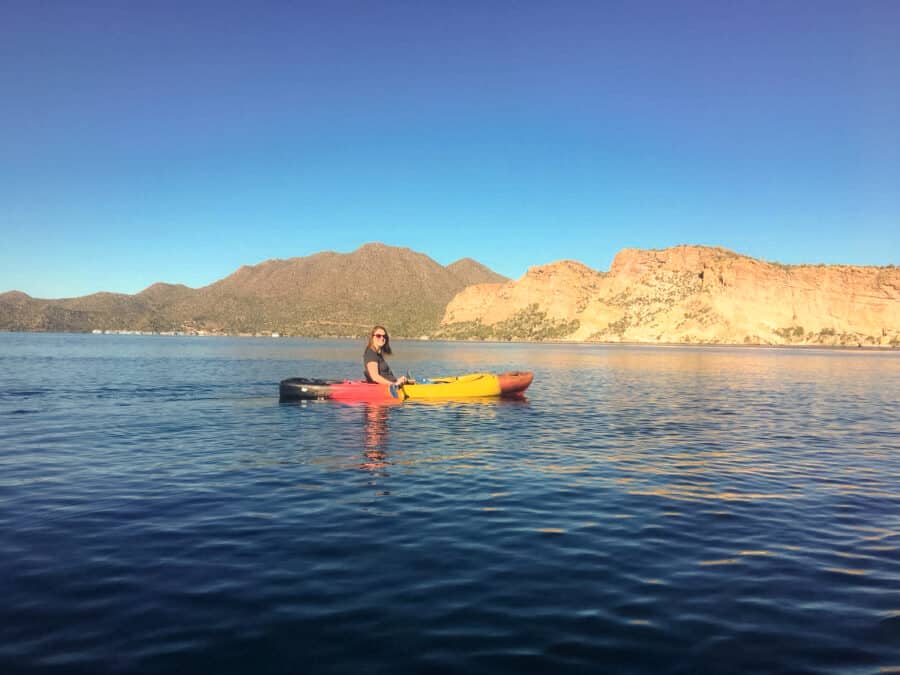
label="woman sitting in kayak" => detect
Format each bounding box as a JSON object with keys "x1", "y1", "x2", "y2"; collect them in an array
[{"x1": 364, "y1": 325, "x2": 409, "y2": 385}]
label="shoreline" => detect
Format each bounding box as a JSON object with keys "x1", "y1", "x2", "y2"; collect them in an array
[{"x1": 2, "y1": 329, "x2": 896, "y2": 352}]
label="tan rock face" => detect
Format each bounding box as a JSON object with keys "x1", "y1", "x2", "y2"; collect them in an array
[
  {"x1": 443, "y1": 260, "x2": 605, "y2": 325},
  {"x1": 441, "y1": 245, "x2": 900, "y2": 346}
]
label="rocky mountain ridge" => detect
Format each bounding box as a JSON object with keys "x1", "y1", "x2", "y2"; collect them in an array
[
  {"x1": 0, "y1": 243, "x2": 507, "y2": 337},
  {"x1": 439, "y1": 245, "x2": 899, "y2": 347}
]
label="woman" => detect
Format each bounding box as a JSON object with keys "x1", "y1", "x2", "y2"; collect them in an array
[{"x1": 363, "y1": 326, "x2": 409, "y2": 385}]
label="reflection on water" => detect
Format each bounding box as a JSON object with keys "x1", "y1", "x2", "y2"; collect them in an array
[
  {"x1": 356, "y1": 397, "x2": 530, "y2": 473},
  {"x1": 362, "y1": 403, "x2": 392, "y2": 471}
]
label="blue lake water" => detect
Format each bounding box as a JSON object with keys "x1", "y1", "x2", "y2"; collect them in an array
[{"x1": 1, "y1": 332, "x2": 899, "y2": 674}]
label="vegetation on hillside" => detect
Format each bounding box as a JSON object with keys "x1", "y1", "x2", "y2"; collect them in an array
[{"x1": 435, "y1": 304, "x2": 580, "y2": 341}]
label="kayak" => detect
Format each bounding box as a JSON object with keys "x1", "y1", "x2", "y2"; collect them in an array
[
  {"x1": 279, "y1": 371, "x2": 533, "y2": 402},
  {"x1": 279, "y1": 371, "x2": 534, "y2": 402}
]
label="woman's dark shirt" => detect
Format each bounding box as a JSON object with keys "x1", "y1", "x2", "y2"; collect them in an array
[{"x1": 364, "y1": 347, "x2": 395, "y2": 383}]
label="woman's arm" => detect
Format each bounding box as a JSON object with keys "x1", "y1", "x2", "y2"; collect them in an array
[{"x1": 366, "y1": 361, "x2": 407, "y2": 385}]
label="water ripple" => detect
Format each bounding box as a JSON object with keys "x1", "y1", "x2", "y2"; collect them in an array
[{"x1": 1, "y1": 337, "x2": 899, "y2": 673}]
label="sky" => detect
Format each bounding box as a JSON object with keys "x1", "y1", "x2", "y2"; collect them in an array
[{"x1": 1, "y1": 0, "x2": 898, "y2": 298}]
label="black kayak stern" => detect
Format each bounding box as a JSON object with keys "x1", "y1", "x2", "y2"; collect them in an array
[{"x1": 279, "y1": 377, "x2": 340, "y2": 401}]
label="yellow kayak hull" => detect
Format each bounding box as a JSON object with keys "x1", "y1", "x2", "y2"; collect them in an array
[
  {"x1": 402, "y1": 371, "x2": 533, "y2": 400},
  {"x1": 403, "y1": 373, "x2": 501, "y2": 399}
]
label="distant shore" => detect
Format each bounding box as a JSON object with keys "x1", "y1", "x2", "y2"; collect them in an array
[{"x1": 2, "y1": 329, "x2": 896, "y2": 351}]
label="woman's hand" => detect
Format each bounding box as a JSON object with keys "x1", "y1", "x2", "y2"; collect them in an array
[{"x1": 395, "y1": 375, "x2": 408, "y2": 385}]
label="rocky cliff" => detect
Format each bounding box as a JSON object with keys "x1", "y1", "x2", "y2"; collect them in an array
[{"x1": 439, "y1": 246, "x2": 900, "y2": 347}]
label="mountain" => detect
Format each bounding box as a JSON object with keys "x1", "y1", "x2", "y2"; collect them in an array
[
  {"x1": 3, "y1": 243, "x2": 897, "y2": 346},
  {"x1": 446, "y1": 258, "x2": 508, "y2": 287},
  {"x1": 438, "y1": 245, "x2": 900, "y2": 347},
  {"x1": 0, "y1": 243, "x2": 508, "y2": 337}
]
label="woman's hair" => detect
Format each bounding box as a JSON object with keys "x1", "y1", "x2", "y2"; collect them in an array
[{"x1": 365, "y1": 325, "x2": 392, "y2": 355}]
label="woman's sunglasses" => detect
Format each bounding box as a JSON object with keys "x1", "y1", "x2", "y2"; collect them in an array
[{"x1": 373, "y1": 333, "x2": 387, "y2": 339}]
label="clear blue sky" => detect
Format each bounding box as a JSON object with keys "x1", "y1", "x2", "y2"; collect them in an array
[{"x1": 2, "y1": 0, "x2": 898, "y2": 298}]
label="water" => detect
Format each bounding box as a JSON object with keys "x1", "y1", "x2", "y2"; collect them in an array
[{"x1": 1, "y1": 333, "x2": 898, "y2": 674}]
